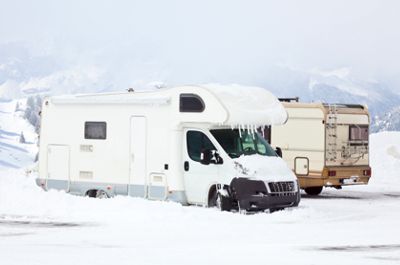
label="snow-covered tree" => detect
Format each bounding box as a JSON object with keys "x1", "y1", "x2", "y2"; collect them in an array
[{"x1": 24, "y1": 95, "x2": 43, "y2": 133}]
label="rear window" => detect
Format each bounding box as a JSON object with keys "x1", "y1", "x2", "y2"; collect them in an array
[
  {"x1": 85, "y1": 122, "x2": 107, "y2": 140},
  {"x1": 349, "y1": 125, "x2": 368, "y2": 141}
]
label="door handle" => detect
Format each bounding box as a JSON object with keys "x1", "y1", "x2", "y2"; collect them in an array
[{"x1": 184, "y1": 161, "x2": 189, "y2": 171}]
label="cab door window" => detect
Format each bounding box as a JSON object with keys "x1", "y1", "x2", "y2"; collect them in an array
[{"x1": 187, "y1": 131, "x2": 216, "y2": 162}]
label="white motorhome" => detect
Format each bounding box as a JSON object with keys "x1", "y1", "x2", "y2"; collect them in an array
[
  {"x1": 37, "y1": 85, "x2": 300, "y2": 211},
  {"x1": 268, "y1": 100, "x2": 371, "y2": 195}
]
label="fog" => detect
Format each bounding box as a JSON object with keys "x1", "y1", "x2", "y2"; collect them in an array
[{"x1": 0, "y1": 0, "x2": 399, "y2": 92}]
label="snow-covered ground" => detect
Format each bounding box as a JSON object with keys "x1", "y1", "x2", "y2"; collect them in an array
[{"x1": 0, "y1": 100, "x2": 400, "y2": 265}]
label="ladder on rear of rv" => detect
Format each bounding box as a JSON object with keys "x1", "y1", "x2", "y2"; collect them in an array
[{"x1": 326, "y1": 104, "x2": 338, "y2": 162}]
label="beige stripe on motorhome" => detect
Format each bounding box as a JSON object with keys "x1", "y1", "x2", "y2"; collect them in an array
[{"x1": 283, "y1": 148, "x2": 324, "y2": 152}]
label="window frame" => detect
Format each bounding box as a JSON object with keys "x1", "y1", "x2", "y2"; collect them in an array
[
  {"x1": 179, "y1": 93, "x2": 205, "y2": 113},
  {"x1": 348, "y1": 125, "x2": 369, "y2": 141}
]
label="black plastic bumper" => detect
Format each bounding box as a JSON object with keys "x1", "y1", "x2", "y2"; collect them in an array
[{"x1": 230, "y1": 177, "x2": 300, "y2": 211}]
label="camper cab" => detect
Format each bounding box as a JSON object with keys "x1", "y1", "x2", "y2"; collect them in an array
[
  {"x1": 37, "y1": 85, "x2": 300, "y2": 211},
  {"x1": 269, "y1": 100, "x2": 371, "y2": 195}
]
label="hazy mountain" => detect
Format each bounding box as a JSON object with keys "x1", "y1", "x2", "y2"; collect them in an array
[
  {"x1": 0, "y1": 43, "x2": 399, "y2": 132},
  {"x1": 263, "y1": 67, "x2": 400, "y2": 133}
]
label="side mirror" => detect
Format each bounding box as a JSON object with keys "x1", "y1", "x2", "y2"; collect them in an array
[
  {"x1": 275, "y1": 147, "x2": 282, "y2": 158},
  {"x1": 213, "y1": 151, "x2": 224, "y2": 164},
  {"x1": 200, "y1": 149, "x2": 223, "y2": 165},
  {"x1": 200, "y1": 149, "x2": 212, "y2": 165}
]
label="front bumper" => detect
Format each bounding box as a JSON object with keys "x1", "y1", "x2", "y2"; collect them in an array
[{"x1": 230, "y1": 178, "x2": 300, "y2": 212}]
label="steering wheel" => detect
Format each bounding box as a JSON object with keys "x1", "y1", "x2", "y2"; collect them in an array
[{"x1": 244, "y1": 147, "x2": 254, "y2": 153}]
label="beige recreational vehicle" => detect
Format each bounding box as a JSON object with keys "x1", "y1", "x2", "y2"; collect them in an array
[{"x1": 268, "y1": 100, "x2": 371, "y2": 195}]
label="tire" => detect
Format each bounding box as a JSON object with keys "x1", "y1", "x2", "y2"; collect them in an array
[
  {"x1": 304, "y1": 186, "x2": 323, "y2": 196},
  {"x1": 209, "y1": 188, "x2": 232, "y2": 211},
  {"x1": 86, "y1": 190, "x2": 97, "y2": 198}
]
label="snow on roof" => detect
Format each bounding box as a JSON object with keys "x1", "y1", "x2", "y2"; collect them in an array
[
  {"x1": 202, "y1": 84, "x2": 288, "y2": 126},
  {"x1": 50, "y1": 90, "x2": 171, "y2": 105},
  {"x1": 48, "y1": 84, "x2": 287, "y2": 126}
]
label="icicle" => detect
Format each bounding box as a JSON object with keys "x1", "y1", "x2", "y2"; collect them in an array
[{"x1": 239, "y1": 124, "x2": 242, "y2": 138}]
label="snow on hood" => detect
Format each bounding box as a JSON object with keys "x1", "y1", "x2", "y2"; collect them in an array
[
  {"x1": 202, "y1": 84, "x2": 288, "y2": 126},
  {"x1": 231, "y1": 155, "x2": 297, "y2": 182}
]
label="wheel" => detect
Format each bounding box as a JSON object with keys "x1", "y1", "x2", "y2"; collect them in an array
[
  {"x1": 304, "y1": 186, "x2": 323, "y2": 196},
  {"x1": 209, "y1": 188, "x2": 232, "y2": 211},
  {"x1": 95, "y1": 190, "x2": 109, "y2": 199},
  {"x1": 243, "y1": 147, "x2": 256, "y2": 155},
  {"x1": 86, "y1": 190, "x2": 97, "y2": 198}
]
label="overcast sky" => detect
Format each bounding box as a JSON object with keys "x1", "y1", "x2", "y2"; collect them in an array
[{"x1": 0, "y1": 0, "x2": 399, "y2": 92}]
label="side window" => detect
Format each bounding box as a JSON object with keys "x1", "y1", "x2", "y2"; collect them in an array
[
  {"x1": 85, "y1": 122, "x2": 107, "y2": 140},
  {"x1": 179, "y1": 94, "x2": 205, "y2": 112},
  {"x1": 187, "y1": 131, "x2": 216, "y2": 162}
]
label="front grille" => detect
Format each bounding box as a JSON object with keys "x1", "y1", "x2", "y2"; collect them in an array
[{"x1": 268, "y1": 181, "x2": 296, "y2": 193}]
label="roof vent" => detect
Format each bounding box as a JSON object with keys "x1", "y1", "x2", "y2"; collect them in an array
[{"x1": 279, "y1": 97, "x2": 299, "y2": 102}]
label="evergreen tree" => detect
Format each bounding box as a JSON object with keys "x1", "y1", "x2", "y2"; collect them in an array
[
  {"x1": 19, "y1": 131, "x2": 26, "y2": 144},
  {"x1": 15, "y1": 102, "x2": 20, "y2": 112}
]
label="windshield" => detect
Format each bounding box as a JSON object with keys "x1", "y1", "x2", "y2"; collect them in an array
[{"x1": 210, "y1": 129, "x2": 277, "y2": 158}]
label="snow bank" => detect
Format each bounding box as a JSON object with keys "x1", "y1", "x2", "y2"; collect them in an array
[
  {"x1": 369, "y1": 131, "x2": 400, "y2": 191},
  {"x1": 0, "y1": 100, "x2": 37, "y2": 169},
  {"x1": 1, "y1": 98, "x2": 400, "y2": 265}
]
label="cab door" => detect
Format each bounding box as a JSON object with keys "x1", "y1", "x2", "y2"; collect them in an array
[{"x1": 183, "y1": 129, "x2": 220, "y2": 205}]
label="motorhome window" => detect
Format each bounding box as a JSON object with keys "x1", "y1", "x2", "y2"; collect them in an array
[
  {"x1": 85, "y1": 122, "x2": 107, "y2": 140},
  {"x1": 179, "y1": 94, "x2": 205, "y2": 112},
  {"x1": 349, "y1": 125, "x2": 368, "y2": 141},
  {"x1": 210, "y1": 129, "x2": 277, "y2": 158},
  {"x1": 187, "y1": 131, "x2": 216, "y2": 162}
]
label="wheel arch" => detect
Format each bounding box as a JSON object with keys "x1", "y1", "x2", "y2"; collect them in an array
[{"x1": 207, "y1": 182, "x2": 230, "y2": 206}]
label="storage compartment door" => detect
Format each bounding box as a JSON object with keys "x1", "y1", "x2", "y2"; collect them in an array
[
  {"x1": 47, "y1": 145, "x2": 70, "y2": 191},
  {"x1": 294, "y1": 157, "x2": 309, "y2": 176},
  {"x1": 148, "y1": 173, "x2": 167, "y2": 200}
]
